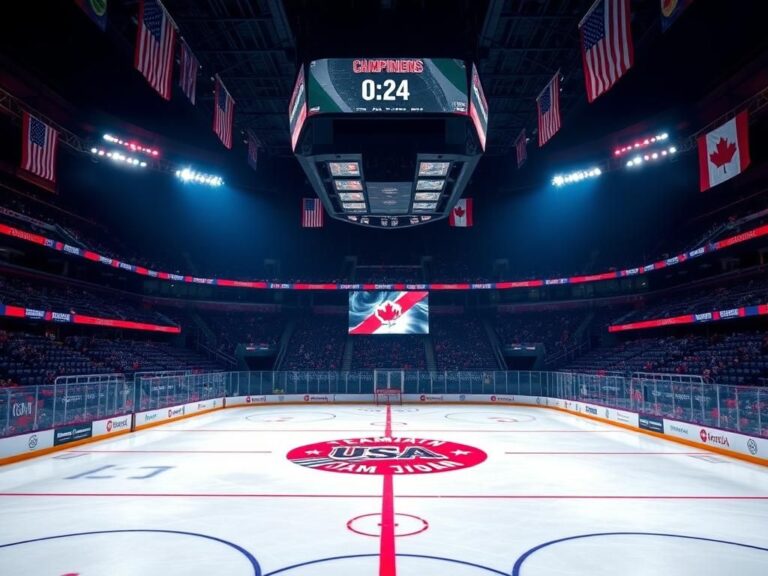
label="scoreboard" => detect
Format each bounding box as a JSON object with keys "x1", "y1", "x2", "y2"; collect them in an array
[
  {"x1": 307, "y1": 58, "x2": 468, "y2": 114},
  {"x1": 289, "y1": 64, "x2": 307, "y2": 151},
  {"x1": 290, "y1": 57, "x2": 487, "y2": 229}
]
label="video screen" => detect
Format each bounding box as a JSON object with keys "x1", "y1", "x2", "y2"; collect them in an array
[
  {"x1": 288, "y1": 65, "x2": 307, "y2": 151},
  {"x1": 308, "y1": 58, "x2": 468, "y2": 114},
  {"x1": 348, "y1": 291, "x2": 429, "y2": 334},
  {"x1": 469, "y1": 64, "x2": 489, "y2": 151}
]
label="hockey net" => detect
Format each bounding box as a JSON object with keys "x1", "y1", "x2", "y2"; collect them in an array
[{"x1": 375, "y1": 388, "x2": 403, "y2": 406}]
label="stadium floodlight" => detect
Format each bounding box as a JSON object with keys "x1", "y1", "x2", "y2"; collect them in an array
[
  {"x1": 613, "y1": 132, "x2": 669, "y2": 156},
  {"x1": 103, "y1": 133, "x2": 160, "y2": 157},
  {"x1": 175, "y1": 167, "x2": 224, "y2": 186},
  {"x1": 391, "y1": 217, "x2": 399, "y2": 226},
  {"x1": 551, "y1": 167, "x2": 602, "y2": 187},
  {"x1": 360, "y1": 217, "x2": 370, "y2": 225},
  {"x1": 625, "y1": 146, "x2": 678, "y2": 168},
  {"x1": 91, "y1": 147, "x2": 147, "y2": 168},
  {"x1": 347, "y1": 215, "x2": 359, "y2": 222},
  {"x1": 410, "y1": 216, "x2": 420, "y2": 225}
]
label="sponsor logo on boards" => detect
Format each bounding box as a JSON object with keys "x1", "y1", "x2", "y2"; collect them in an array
[
  {"x1": 616, "y1": 411, "x2": 631, "y2": 423},
  {"x1": 28, "y1": 434, "x2": 38, "y2": 450},
  {"x1": 699, "y1": 428, "x2": 730, "y2": 447},
  {"x1": 747, "y1": 439, "x2": 758, "y2": 455},
  {"x1": 585, "y1": 406, "x2": 598, "y2": 416},
  {"x1": 54, "y1": 423, "x2": 93, "y2": 446},
  {"x1": 106, "y1": 417, "x2": 130, "y2": 433}
]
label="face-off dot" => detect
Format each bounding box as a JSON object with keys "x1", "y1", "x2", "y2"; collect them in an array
[{"x1": 347, "y1": 513, "x2": 429, "y2": 537}]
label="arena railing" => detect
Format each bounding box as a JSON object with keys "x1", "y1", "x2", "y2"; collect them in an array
[{"x1": 1, "y1": 371, "x2": 765, "y2": 439}]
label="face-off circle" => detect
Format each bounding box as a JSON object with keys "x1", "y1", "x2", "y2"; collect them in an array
[
  {"x1": 347, "y1": 513, "x2": 429, "y2": 537},
  {"x1": 369, "y1": 421, "x2": 409, "y2": 427},
  {"x1": 287, "y1": 437, "x2": 487, "y2": 475},
  {"x1": 355, "y1": 407, "x2": 420, "y2": 413}
]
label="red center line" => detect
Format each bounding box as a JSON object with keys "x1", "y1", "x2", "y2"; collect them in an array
[
  {"x1": 66, "y1": 450, "x2": 273, "y2": 454},
  {"x1": 379, "y1": 403, "x2": 397, "y2": 576},
  {"x1": 141, "y1": 429, "x2": 625, "y2": 433},
  {"x1": 504, "y1": 451, "x2": 711, "y2": 455},
  {"x1": 1, "y1": 493, "x2": 766, "y2": 500}
]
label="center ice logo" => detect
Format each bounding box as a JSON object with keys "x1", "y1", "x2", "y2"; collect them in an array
[{"x1": 287, "y1": 437, "x2": 486, "y2": 475}]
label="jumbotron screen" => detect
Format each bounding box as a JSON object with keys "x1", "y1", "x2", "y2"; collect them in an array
[
  {"x1": 288, "y1": 64, "x2": 307, "y2": 151},
  {"x1": 307, "y1": 58, "x2": 468, "y2": 114},
  {"x1": 348, "y1": 291, "x2": 429, "y2": 334}
]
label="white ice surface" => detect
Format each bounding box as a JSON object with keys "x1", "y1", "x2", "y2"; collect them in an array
[{"x1": 0, "y1": 404, "x2": 766, "y2": 575}]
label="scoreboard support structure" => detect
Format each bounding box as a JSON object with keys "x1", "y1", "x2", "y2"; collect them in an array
[{"x1": 290, "y1": 57, "x2": 487, "y2": 229}]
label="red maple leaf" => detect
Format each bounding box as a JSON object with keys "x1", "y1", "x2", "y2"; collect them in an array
[
  {"x1": 453, "y1": 206, "x2": 465, "y2": 218},
  {"x1": 377, "y1": 302, "x2": 400, "y2": 322},
  {"x1": 709, "y1": 137, "x2": 737, "y2": 173}
]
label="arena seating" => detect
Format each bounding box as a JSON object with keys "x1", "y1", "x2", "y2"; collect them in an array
[
  {"x1": 281, "y1": 314, "x2": 346, "y2": 371},
  {"x1": 0, "y1": 330, "x2": 222, "y2": 388},
  {"x1": 493, "y1": 309, "x2": 589, "y2": 357},
  {"x1": 69, "y1": 336, "x2": 222, "y2": 375},
  {"x1": 195, "y1": 310, "x2": 285, "y2": 355},
  {"x1": 432, "y1": 314, "x2": 499, "y2": 370},
  {"x1": 564, "y1": 331, "x2": 768, "y2": 386},
  {"x1": 616, "y1": 276, "x2": 768, "y2": 324},
  {"x1": 0, "y1": 276, "x2": 175, "y2": 326},
  {"x1": 351, "y1": 335, "x2": 427, "y2": 370}
]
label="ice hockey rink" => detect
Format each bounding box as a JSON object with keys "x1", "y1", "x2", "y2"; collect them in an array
[{"x1": 1, "y1": 403, "x2": 767, "y2": 576}]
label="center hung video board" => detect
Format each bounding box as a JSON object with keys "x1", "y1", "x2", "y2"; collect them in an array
[
  {"x1": 348, "y1": 291, "x2": 429, "y2": 335},
  {"x1": 307, "y1": 58, "x2": 469, "y2": 114}
]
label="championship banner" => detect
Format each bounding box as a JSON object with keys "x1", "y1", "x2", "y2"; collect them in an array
[{"x1": 348, "y1": 291, "x2": 429, "y2": 334}]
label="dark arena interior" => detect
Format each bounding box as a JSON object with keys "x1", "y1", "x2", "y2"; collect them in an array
[{"x1": 0, "y1": 1, "x2": 767, "y2": 575}]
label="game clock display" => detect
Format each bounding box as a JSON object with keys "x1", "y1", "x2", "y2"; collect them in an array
[{"x1": 308, "y1": 58, "x2": 468, "y2": 114}]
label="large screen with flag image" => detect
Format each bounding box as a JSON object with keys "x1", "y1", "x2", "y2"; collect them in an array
[{"x1": 348, "y1": 291, "x2": 429, "y2": 334}]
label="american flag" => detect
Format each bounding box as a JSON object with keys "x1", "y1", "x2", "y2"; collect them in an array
[
  {"x1": 213, "y1": 75, "x2": 235, "y2": 149},
  {"x1": 247, "y1": 131, "x2": 260, "y2": 171},
  {"x1": 579, "y1": 0, "x2": 634, "y2": 103},
  {"x1": 21, "y1": 112, "x2": 58, "y2": 183},
  {"x1": 537, "y1": 73, "x2": 561, "y2": 147},
  {"x1": 134, "y1": 0, "x2": 176, "y2": 100},
  {"x1": 179, "y1": 40, "x2": 199, "y2": 105},
  {"x1": 515, "y1": 129, "x2": 527, "y2": 168},
  {"x1": 302, "y1": 198, "x2": 324, "y2": 228}
]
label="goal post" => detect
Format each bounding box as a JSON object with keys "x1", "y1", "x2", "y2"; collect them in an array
[
  {"x1": 374, "y1": 370, "x2": 404, "y2": 405},
  {"x1": 375, "y1": 388, "x2": 403, "y2": 406}
]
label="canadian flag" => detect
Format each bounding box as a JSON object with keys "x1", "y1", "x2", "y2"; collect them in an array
[
  {"x1": 449, "y1": 198, "x2": 473, "y2": 227},
  {"x1": 698, "y1": 110, "x2": 750, "y2": 192}
]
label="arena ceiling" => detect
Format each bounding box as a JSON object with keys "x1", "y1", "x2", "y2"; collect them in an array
[{"x1": 108, "y1": 0, "x2": 660, "y2": 158}]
